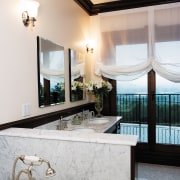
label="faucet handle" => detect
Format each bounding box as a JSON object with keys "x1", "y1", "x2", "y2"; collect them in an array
[
  {"x1": 58, "y1": 116, "x2": 65, "y2": 130},
  {"x1": 89, "y1": 111, "x2": 95, "y2": 118}
]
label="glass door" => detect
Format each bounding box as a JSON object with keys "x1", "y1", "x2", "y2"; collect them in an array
[
  {"x1": 117, "y1": 74, "x2": 148, "y2": 142},
  {"x1": 156, "y1": 74, "x2": 180, "y2": 145}
]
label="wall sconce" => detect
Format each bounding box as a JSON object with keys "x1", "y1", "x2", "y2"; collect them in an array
[
  {"x1": 85, "y1": 40, "x2": 96, "y2": 53},
  {"x1": 22, "y1": 0, "x2": 40, "y2": 27},
  {"x1": 86, "y1": 44, "x2": 94, "y2": 53}
]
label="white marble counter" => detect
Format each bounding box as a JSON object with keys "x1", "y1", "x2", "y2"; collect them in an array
[
  {"x1": 65, "y1": 116, "x2": 121, "y2": 133},
  {"x1": 35, "y1": 116, "x2": 122, "y2": 133},
  {"x1": 0, "y1": 126, "x2": 138, "y2": 146}
]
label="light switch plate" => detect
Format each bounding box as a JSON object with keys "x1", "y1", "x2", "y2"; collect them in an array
[{"x1": 22, "y1": 103, "x2": 31, "y2": 117}]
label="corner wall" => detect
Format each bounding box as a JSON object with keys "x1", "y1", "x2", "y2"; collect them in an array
[{"x1": 0, "y1": 0, "x2": 90, "y2": 124}]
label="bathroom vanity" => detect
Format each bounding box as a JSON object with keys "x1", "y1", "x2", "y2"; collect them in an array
[{"x1": 35, "y1": 116, "x2": 122, "y2": 134}]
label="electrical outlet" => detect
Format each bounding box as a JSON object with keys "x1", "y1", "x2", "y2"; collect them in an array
[{"x1": 22, "y1": 103, "x2": 31, "y2": 117}]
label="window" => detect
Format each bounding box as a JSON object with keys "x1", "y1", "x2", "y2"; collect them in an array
[
  {"x1": 96, "y1": 3, "x2": 180, "y2": 82},
  {"x1": 116, "y1": 44, "x2": 147, "y2": 66},
  {"x1": 96, "y1": 3, "x2": 180, "y2": 146}
]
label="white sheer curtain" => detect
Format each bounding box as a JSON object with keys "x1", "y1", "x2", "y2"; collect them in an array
[
  {"x1": 71, "y1": 63, "x2": 85, "y2": 80},
  {"x1": 153, "y1": 6, "x2": 180, "y2": 82},
  {"x1": 40, "y1": 64, "x2": 64, "y2": 80},
  {"x1": 96, "y1": 3, "x2": 180, "y2": 82},
  {"x1": 40, "y1": 50, "x2": 64, "y2": 82}
]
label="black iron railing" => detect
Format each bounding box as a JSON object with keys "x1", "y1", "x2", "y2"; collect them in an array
[
  {"x1": 117, "y1": 94, "x2": 180, "y2": 144},
  {"x1": 117, "y1": 94, "x2": 148, "y2": 124},
  {"x1": 156, "y1": 94, "x2": 180, "y2": 126}
]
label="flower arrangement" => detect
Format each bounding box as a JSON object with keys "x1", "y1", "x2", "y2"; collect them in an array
[
  {"x1": 71, "y1": 81, "x2": 83, "y2": 92},
  {"x1": 85, "y1": 80, "x2": 112, "y2": 96},
  {"x1": 71, "y1": 81, "x2": 84, "y2": 101}
]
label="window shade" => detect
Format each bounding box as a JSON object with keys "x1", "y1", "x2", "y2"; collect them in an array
[{"x1": 96, "y1": 3, "x2": 180, "y2": 82}]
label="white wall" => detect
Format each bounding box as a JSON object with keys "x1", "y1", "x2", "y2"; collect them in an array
[{"x1": 0, "y1": 0, "x2": 90, "y2": 124}]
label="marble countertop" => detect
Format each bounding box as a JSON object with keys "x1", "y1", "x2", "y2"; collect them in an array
[
  {"x1": 64, "y1": 116, "x2": 121, "y2": 133},
  {"x1": 0, "y1": 119, "x2": 138, "y2": 147}
]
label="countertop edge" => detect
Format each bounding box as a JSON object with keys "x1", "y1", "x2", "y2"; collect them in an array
[{"x1": 0, "y1": 127, "x2": 138, "y2": 146}]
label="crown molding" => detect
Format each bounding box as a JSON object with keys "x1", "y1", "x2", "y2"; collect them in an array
[
  {"x1": 74, "y1": 0, "x2": 180, "y2": 15},
  {"x1": 74, "y1": 0, "x2": 93, "y2": 15}
]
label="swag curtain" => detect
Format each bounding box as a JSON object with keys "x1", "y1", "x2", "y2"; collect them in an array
[
  {"x1": 40, "y1": 51, "x2": 64, "y2": 82},
  {"x1": 95, "y1": 3, "x2": 180, "y2": 82}
]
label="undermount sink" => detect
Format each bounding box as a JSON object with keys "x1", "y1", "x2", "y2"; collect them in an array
[
  {"x1": 88, "y1": 118, "x2": 109, "y2": 124},
  {"x1": 71, "y1": 128, "x2": 96, "y2": 133}
]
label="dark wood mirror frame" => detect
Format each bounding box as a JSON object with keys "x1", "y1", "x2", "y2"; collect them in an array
[{"x1": 37, "y1": 36, "x2": 65, "y2": 107}]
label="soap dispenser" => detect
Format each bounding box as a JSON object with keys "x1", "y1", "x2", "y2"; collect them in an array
[{"x1": 72, "y1": 114, "x2": 81, "y2": 125}]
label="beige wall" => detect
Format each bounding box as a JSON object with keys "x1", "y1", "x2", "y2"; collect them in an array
[{"x1": 0, "y1": 0, "x2": 90, "y2": 124}]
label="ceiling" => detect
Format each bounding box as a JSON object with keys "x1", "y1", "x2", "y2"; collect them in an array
[{"x1": 74, "y1": 0, "x2": 180, "y2": 15}]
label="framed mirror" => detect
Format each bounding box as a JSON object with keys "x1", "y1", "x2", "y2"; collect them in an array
[
  {"x1": 69, "y1": 49, "x2": 85, "y2": 102},
  {"x1": 37, "y1": 36, "x2": 65, "y2": 107}
]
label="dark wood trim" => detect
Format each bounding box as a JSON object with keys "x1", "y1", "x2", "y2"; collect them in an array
[
  {"x1": 102, "y1": 78, "x2": 117, "y2": 116},
  {"x1": 131, "y1": 146, "x2": 135, "y2": 180},
  {"x1": 37, "y1": 36, "x2": 41, "y2": 107},
  {"x1": 0, "y1": 103, "x2": 94, "y2": 130},
  {"x1": 148, "y1": 70, "x2": 156, "y2": 149},
  {"x1": 74, "y1": 0, "x2": 180, "y2": 15},
  {"x1": 74, "y1": 0, "x2": 93, "y2": 15},
  {"x1": 109, "y1": 79, "x2": 117, "y2": 116},
  {"x1": 68, "y1": 48, "x2": 72, "y2": 102}
]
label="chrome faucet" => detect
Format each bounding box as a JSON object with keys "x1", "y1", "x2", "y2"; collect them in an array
[
  {"x1": 82, "y1": 109, "x2": 87, "y2": 121},
  {"x1": 82, "y1": 109, "x2": 88, "y2": 121},
  {"x1": 82, "y1": 109, "x2": 85, "y2": 121},
  {"x1": 12, "y1": 155, "x2": 56, "y2": 180},
  {"x1": 57, "y1": 116, "x2": 67, "y2": 130},
  {"x1": 60, "y1": 116, "x2": 63, "y2": 130}
]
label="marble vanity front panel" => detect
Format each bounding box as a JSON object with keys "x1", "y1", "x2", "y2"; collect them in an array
[{"x1": 0, "y1": 128, "x2": 137, "y2": 180}]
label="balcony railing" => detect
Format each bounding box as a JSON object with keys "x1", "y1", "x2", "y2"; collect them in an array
[{"x1": 117, "y1": 94, "x2": 180, "y2": 144}]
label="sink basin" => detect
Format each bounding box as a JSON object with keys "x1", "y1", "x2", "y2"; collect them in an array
[
  {"x1": 88, "y1": 118, "x2": 109, "y2": 124},
  {"x1": 71, "y1": 128, "x2": 95, "y2": 133}
]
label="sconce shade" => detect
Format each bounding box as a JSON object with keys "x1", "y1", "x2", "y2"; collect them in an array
[
  {"x1": 22, "y1": 0, "x2": 40, "y2": 27},
  {"x1": 23, "y1": 0, "x2": 39, "y2": 17}
]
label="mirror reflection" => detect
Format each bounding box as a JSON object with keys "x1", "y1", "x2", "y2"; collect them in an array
[
  {"x1": 69, "y1": 49, "x2": 85, "y2": 102},
  {"x1": 37, "y1": 36, "x2": 65, "y2": 107}
]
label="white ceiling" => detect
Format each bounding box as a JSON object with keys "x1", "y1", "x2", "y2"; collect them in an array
[{"x1": 91, "y1": 0, "x2": 119, "y2": 4}]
